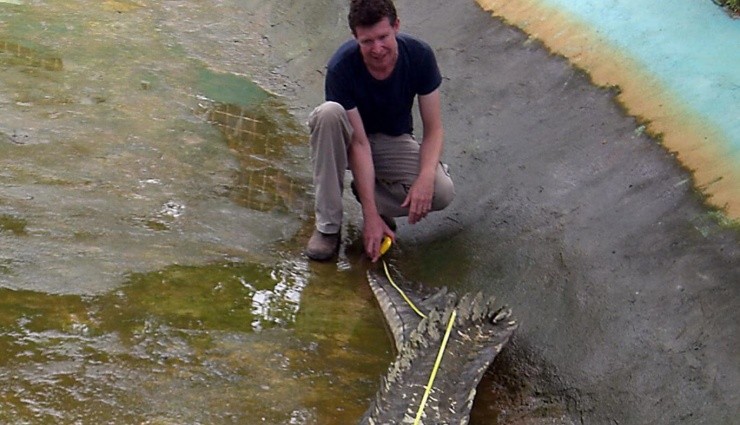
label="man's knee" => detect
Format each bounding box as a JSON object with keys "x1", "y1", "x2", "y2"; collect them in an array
[
  {"x1": 309, "y1": 101, "x2": 346, "y2": 130},
  {"x1": 432, "y1": 165, "x2": 455, "y2": 211},
  {"x1": 433, "y1": 182, "x2": 455, "y2": 211}
]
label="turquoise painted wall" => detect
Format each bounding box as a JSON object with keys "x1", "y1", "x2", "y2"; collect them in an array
[{"x1": 540, "y1": 0, "x2": 739, "y2": 157}]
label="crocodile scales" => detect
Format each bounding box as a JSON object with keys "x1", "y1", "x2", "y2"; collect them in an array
[{"x1": 360, "y1": 269, "x2": 517, "y2": 424}]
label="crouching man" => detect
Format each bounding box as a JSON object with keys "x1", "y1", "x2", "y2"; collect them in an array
[{"x1": 306, "y1": 0, "x2": 454, "y2": 262}]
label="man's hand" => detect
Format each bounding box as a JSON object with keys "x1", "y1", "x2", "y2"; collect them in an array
[
  {"x1": 401, "y1": 172, "x2": 435, "y2": 224},
  {"x1": 405, "y1": 89, "x2": 443, "y2": 225},
  {"x1": 343, "y1": 108, "x2": 395, "y2": 262},
  {"x1": 363, "y1": 213, "x2": 395, "y2": 262}
]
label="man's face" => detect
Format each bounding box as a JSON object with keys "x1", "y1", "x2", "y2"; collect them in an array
[{"x1": 354, "y1": 17, "x2": 400, "y2": 74}]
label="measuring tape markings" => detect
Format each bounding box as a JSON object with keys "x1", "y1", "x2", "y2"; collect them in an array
[{"x1": 379, "y1": 237, "x2": 457, "y2": 425}]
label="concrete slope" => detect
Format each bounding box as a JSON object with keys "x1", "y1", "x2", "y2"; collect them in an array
[
  {"x1": 394, "y1": 1, "x2": 739, "y2": 423},
  {"x1": 476, "y1": 0, "x2": 740, "y2": 218}
]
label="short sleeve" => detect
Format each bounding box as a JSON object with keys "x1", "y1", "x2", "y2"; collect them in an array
[
  {"x1": 325, "y1": 68, "x2": 356, "y2": 110},
  {"x1": 416, "y1": 44, "x2": 442, "y2": 96}
]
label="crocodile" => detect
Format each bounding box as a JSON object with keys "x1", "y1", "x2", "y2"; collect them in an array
[{"x1": 360, "y1": 267, "x2": 517, "y2": 425}]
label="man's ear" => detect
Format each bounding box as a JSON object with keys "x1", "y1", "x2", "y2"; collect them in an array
[{"x1": 392, "y1": 18, "x2": 400, "y2": 33}]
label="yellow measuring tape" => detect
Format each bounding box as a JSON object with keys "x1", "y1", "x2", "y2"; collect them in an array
[
  {"x1": 380, "y1": 236, "x2": 456, "y2": 425},
  {"x1": 382, "y1": 259, "x2": 427, "y2": 319},
  {"x1": 413, "y1": 308, "x2": 456, "y2": 425}
]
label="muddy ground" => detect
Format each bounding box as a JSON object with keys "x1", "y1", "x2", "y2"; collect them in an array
[{"x1": 216, "y1": 0, "x2": 739, "y2": 423}]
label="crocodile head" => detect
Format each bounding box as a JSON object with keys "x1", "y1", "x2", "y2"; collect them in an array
[{"x1": 360, "y1": 269, "x2": 517, "y2": 425}]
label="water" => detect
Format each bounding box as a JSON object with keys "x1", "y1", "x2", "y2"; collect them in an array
[
  {"x1": 0, "y1": 260, "x2": 393, "y2": 423},
  {"x1": 0, "y1": 1, "x2": 393, "y2": 422},
  {"x1": 0, "y1": 0, "x2": 319, "y2": 294}
]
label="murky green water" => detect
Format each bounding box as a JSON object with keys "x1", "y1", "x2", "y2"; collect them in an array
[
  {"x1": 0, "y1": 0, "x2": 317, "y2": 294},
  {"x1": 1, "y1": 1, "x2": 392, "y2": 423},
  {"x1": 0, "y1": 260, "x2": 392, "y2": 423}
]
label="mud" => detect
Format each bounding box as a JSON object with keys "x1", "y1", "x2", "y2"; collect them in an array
[{"x1": 246, "y1": 0, "x2": 738, "y2": 423}]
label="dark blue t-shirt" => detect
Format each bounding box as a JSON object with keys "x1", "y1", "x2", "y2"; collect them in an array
[{"x1": 325, "y1": 33, "x2": 442, "y2": 137}]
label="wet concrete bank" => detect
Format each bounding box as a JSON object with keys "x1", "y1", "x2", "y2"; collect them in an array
[{"x1": 252, "y1": 0, "x2": 739, "y2": 423}]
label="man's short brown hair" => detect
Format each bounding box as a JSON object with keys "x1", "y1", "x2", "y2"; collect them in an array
[{"x1": 348, "y1": 0, "x2": 398, "y2": 35}]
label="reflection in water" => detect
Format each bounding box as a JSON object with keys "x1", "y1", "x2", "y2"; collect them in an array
[
  {"x1": 0, "y1": 260, "x2": 391, "y2": 424},
  {"x1": 248, "y1": 272, "x2": 306, "y2": 331},
  {"x1": 0, "y1": 2, "x2": 315, "y2": 293},
  {"x1": 0, "y1": 213, "x2": 27, "y2": 236},
  {"x1": 0, "y1": 38, "x2": 63, "y2": 71},
  {"x1": 202, "y1": 100, "x2": 312, "y2": 215}
]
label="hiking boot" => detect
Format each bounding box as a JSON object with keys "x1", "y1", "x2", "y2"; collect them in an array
[{"x1": 305, "y1": 229, "x2": 340, "y2": 261}]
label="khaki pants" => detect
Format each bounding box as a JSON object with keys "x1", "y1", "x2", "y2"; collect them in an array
[{"x1": 309, "y1": 101, "x2": 455, "y2": 234}]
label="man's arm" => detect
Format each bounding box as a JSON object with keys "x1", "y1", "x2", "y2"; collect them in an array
[
  {"x1": 346, "y1": 107, "x2": 394, "y2": 262},
  {"x1": 402, "y1": 88, "x2": 444, "y2": 224}
]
